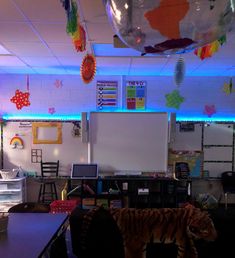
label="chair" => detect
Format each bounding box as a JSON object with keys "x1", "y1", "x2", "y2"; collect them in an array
[
  {"x1": 8, "y1": 202, "x2": 50, "y2": 213},
  {"x1": 221, "y1": 171, "x2": 235, "y2": 209},
  {"x1": 37, "y1": 160, "x2": 59, "y2": 203}
]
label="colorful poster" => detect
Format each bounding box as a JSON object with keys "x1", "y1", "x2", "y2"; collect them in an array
[
  {"x1": 126, "y1": 81, "x2": 146, "y2": 110},
  {"x1": 96, "y1": 81, "x2": 118, "y2": 110}
]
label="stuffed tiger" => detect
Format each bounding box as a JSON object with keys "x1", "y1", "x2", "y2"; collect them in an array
[{"x1": 109, "y1": 206, "x2": 217, "y2": 258}]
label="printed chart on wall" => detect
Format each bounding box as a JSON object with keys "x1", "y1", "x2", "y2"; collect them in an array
[
  {"x1": 96, "y1": 81, "x2": 118, "y2": 110},
  {"x1": 126, "y1": 81, "x2": 146, "y2": 110}
]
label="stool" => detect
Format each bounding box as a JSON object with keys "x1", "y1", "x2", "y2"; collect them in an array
[{"x1": 37, "y1": 161, "x2": 59, "y2": 203}]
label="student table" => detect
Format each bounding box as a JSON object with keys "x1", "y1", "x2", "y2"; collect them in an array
[{"x1": 0, "y1": 213, "x2": 69, "y2": 258}]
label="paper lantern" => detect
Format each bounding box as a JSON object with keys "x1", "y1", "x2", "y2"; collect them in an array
[
  {"x1": 174, "y1": 57, "x2": 185, "y2": 86},
  {"x1": 104, "y1": 0, "x2": 234, "y2": 55}
]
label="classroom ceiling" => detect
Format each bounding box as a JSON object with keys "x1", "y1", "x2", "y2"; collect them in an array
[{"x1": 0, "y1": 0, "x2": 235, "y2": 76}]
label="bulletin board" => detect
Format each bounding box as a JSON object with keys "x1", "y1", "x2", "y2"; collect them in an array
[
  {"x1": 168, "y1": 150, "x2": 203, "y2": 178},
  {"x1": 89, "y1": 112, "x2": 169, "y2": 173}
]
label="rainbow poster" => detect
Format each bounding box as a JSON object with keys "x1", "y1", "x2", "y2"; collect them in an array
[
  {"x1": 126, "y1": 81, "x2": 146, "y2": 110},
  {"x1": 10, "y1": 135, "x2": 24, "y2": 149},
  {"x1": 96, "y1": 81, "x2": 118, "y2": 110}
]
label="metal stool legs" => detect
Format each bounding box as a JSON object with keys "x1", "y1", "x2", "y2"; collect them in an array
[{"x1": 38, "y1": 182, "x2": 58, "y2": 203}]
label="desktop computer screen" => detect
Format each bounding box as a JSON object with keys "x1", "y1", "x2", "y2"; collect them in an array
[{"x1": 71, "y1": 163, "x2": 98, "y2": 179}]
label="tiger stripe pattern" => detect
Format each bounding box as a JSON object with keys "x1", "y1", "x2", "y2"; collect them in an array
[{"x1": 109, "y1": 207, "x2": 217, "y2": 258}]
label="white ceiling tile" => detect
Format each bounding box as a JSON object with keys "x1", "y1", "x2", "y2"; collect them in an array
[
  {"x1": 48, "y1": 43, "x2": 80, "y2": 57},
  {"x1": 0, "y1": 22, "x2": 40, "y2": 43},
  {"x1": 131, "y1": 57, "x2": 169, "y2": 68},
  {"x1": 79, "y1": 0, "x2": 107, "y2": 23},
  {"x1": 96, "y1": 57, "x2": 131, "y2": 67},
  {"x1": 48, "y1": 42, "x2": 92, "y2": 57},
  {"x1": 58, "y1": 56, "x2": 83, "y2": 66},
  {"x1": 0, "y1": 0, "x2": 25, "y2": 21},
  {"x1": 5, "y1": 42, "x2": 53, "y2": 57},
  {"x1": 32, "y1": 23, "x2": 70, "y2": 44},
  {"x1": 13, "y1": 0, "x2": 65, "y2": 22},
  {"x1": 0, "y1": 0, "x2": 234, "y2": 76},
  {"x1": 86, "y1": 23, "x2": 114, "y2": 43},
  {"x1": 21, "y1": 57, "x2": 61, "y2": 67}
]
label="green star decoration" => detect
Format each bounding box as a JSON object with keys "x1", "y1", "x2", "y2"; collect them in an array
[{"x1": 165, "y1": 89, "x2": 184, "y2": 109}]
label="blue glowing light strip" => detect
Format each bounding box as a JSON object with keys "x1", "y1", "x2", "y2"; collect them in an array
[
  {"x1": 2, "y1": 114, "x2": 82, "y2": 121},
  {"x1": 2, "y1": 113, "x2": 235, "y2": 123}
]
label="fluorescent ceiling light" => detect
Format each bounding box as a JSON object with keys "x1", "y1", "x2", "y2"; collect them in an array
[{"x1": 0, "y1": 44, "x2": 12, "y2": 55}]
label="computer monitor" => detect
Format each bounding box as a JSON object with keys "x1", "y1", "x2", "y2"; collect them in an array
[{"x1": 71, "y1": 163, "x2": 98, "y2": 179}]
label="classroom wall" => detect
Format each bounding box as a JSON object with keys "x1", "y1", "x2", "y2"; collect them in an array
[
  {"x1": 1, "y1": 74, "x2": 235, "y2": 203},
  {"x1": 3, "y1": 122, "x2": 88, "y2": 176},
  {"x1": 1, "y1": 74, "x2": 235, "y2": 177},
  {"x1": 0, "y1": 74, "x2": 235, "y2": 118}
]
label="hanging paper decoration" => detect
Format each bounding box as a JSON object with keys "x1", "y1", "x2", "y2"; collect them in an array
[
  {"x1": 194, "y1": 35, "x2": 226, "y2": 60},
  {"x1": 10, "y1": 135, "x2": 24, "y2": 149},
  {"x1": 218, "y1": 34, "x2": 226, "y2": 46},
  {"x1": 165, "y1": 89, "x2": 184, "y2": 109},
  {"x1": 80, "y1": 54, "x2": 96, "y2": 84},
  {"x1": 72, "y1": 24, "x2": 86, "y2": 52},
  {"x1": 66, "y1": 0, "x2": 78, "y2": 35},
  {"x1": 174, "y1": 56, "x2": 185, "y2": 86},
  {"x1": 204, "y1": 105, "x2": 216, "y2": 117},
  {"x1": 10, "y1": 75, "x2": 30, "y2": 110},
  {"x1": 48, "y1": 107, "x2": 56, "y2": 115},
  {"x1": 223, "y1": 78, "x2": 233, "y2": 95},
  {"x1": 60, "y1": 0, "x2": 70, "y2": 11},
  {"x1": 60, "y1": 0, "x2": 86, "y2": 52},
  {"x1": 54, "y1": 79, "x2": 63, "y2": 88}
]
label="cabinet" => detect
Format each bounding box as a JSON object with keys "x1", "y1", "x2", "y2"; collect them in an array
[
  {"x1": 0, "y1": 177, "x2": 26, "y2": 212},
  {"x1": 67, "y1": 177, "x2": 190, "y2": 209}
]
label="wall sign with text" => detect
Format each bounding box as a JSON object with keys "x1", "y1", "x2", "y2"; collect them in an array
[
  {"x1": 96, "y1": 81, "x2": 118, "y2": 110},
  {"x1": 126, "y1": 81, "x2": 146, "y2": 110}
]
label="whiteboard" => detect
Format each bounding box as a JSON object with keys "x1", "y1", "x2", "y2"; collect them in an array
[{"x1": 89, "y1": 112, "x2": 169, "y2": 173}]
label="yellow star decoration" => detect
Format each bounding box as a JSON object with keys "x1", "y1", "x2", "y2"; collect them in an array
[{"x1": 223, "y1": 78, "x2": 234, "y2": 95}]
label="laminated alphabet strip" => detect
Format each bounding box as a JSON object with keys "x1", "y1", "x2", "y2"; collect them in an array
[
  {"x1": 96, "y1": 81, "x2": 118, "y2": 110},
  {"x1": 126, "y1": 81, "x2": 146, "y2": 110}
]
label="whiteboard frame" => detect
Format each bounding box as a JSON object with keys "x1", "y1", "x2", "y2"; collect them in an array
[{"x1": 89, "y1": 112, "x2": 169, "y2": 174}]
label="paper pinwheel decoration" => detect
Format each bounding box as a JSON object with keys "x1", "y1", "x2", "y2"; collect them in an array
[
  {"x1": 165, "y1": 89, "x2": 184, "y2": 109},
  {"x1": 80, "y1": 54, "x2": 96, "y2": 84},
  {"x1": 10, "y1": 90, "x2": 30, "y2": 110},
  {"x1": 194, "y1": 35, "x2": 226, "y2": 60},
  {"x1": 204, "y1": 105, "x2": 216, "y2": 117},
  {"x1": 54, "y1": 79, "x2": 63, "y2": 88},
  {"x1": 223, "y1": 78, "x2": 233, "y2": 95},
  {"x1": 48, "y1": 107, "x2": 56, "y2": 115}
]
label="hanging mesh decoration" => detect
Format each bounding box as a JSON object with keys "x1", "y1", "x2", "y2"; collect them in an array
[{"x1": 174, "y1": 56, "x2": 185, "y2": 87}]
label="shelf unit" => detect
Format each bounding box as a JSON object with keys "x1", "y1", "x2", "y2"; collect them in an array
[
  {"x1": 67, "y1": 177, "x2": 190, "y2": 209},
  {"x1": 0, "y1": 177, "x2": 26, "y2": 212}
]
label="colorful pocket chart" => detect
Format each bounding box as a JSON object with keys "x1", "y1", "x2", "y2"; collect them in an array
[
  {"x1": 96, "y1": 81, "x2": 118, "y2": 110},
  {"x1": 126, "y1": 81, "x2": 146, "y2": 110}
]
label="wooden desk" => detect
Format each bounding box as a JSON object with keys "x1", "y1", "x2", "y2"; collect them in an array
[{"x1": 0, "y1": 213, "x2": 68, "y2": 258}]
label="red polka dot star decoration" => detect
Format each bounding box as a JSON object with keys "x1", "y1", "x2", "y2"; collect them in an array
[{"x1": 10, "y1": 89, "x2": 30, "y2": 110}]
